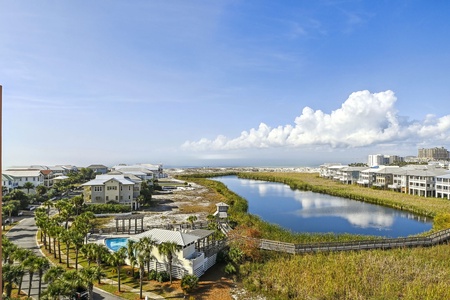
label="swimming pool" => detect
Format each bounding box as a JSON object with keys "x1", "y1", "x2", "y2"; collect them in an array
[{"x1": 104, "y1": 237, "x2": 128, "y2": 252}]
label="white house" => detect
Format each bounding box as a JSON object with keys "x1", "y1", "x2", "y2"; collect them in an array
[
  {"x1": 3, "y1": 169, "x2": 45, "y2": 189},
  {"x1": 130, "y1": 228, "x2": 217, "y2": 278},
  {"x1": 407, "y1": 168, "x2": 449, "y2": 197},
  {"x1": 436, "y1": 174, "x2": 450, "y2": 199}
]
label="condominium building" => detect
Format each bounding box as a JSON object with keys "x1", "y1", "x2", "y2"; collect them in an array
[{"x1": 418, "y1": 147, "x2": 449, "y2": 160}]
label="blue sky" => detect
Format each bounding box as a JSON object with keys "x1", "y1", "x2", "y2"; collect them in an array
[{"x1": 2, "y1": 1, "x2": 450, "y2": 168}]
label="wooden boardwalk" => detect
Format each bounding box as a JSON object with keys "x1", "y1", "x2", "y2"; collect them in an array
[{"x1": 257, "y1": 228, "x2": 450, "y2": 254}]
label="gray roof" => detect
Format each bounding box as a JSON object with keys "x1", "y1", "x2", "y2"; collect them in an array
[
  {"x1": 131, "y1": 228, "x2": 199, "y2": 246},
  {"x1": 81, "y1": 174, "x2": 135, "y2": 186}
]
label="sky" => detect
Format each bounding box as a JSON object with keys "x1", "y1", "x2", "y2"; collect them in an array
[{"x1": 2, "y1": 0, "x2": 450, "y2": 169}]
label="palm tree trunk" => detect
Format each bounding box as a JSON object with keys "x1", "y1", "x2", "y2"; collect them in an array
[
  {"x1": 58, "y1": 241, "x2": 62, "y2": 263},
  {"x1": 28, "y1": 272, "x2": 34, "y2": 297},
  {"x1": 117, "y1": 267, "x2": 121, "y2": 292},
  {"x1": 18, "y1": 276, "x2": 24, "y2": 295},
  {"x1": 169, "y1": 258, "x2": 173, "y2": 284},
  {"x1": 53, "y1": 238, "x2": 57, "y2": 258},
  {"x1": 38, "y1": 271, "x2": 43, "y2": 300},
  {"x1": 66, "y1": 243, "x2": 70, "y2": 268},
  {"x1": 75, "y1": 248, "x2": 79, "y2": 270},
  {"x1": 140, "y1": 266, "x2": 144, "y2": 299}
]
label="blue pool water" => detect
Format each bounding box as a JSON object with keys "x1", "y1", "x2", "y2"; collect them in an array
[{"x1": 105, "y1": 237, "x2": 128, "y2": 252}]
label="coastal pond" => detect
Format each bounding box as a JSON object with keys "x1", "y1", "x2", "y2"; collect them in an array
[{"x1": 212, "y1": 176, "x2": 432, "y2": 238}]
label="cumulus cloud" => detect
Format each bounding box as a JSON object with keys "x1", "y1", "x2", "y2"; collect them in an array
[{"x1": 182, "y1": 90, "x2": 450, "y2": 151}]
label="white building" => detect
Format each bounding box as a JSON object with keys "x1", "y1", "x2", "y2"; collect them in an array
[
  {"x1": 130, "y1": 228, "x2": 217, "y2": 278},
  {"x1": 436, "y1": 174, "x2": 450, "y2": 199}
]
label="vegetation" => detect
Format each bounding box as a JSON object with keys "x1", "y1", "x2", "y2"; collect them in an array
[
  {"x1": 237, "y1": 172, "x2": 450, "y2": 219},
  {"x1": 178, "y1": 171, "x2": 450, "y2": 300}
]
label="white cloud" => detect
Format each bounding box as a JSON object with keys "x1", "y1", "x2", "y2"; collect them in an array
[{"x1": 182, "y1": 90, "x2": 450, "y2": 151}]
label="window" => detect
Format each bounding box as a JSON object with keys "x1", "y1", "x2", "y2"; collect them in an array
[
  {"x1": 95, "y1": 196, "x2": 101, "y2": 201},
  {"x1": 94, "y1": 186, "x2": 103, "y2": 192},
  {"x1": 107, "y1": 186, "x2": 117, "y2": 191},
  {"x1": 106, "y1": 196, "x2": 109, "y2": 201},
  {"x1": 115, "y1": 196, "x2": 118, "y2": 200}
]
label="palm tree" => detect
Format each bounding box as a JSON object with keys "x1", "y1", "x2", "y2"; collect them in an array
[
  {"x1": 36, "y1": 257, "x2": 51, "y2": 299},
  {"x1": 3, "y1": 239, "x2": 18, "y2": 264},
  {"x1": 126, "y1": 239, "x2": 137, "y2": 278},
  {"x1": 92, "y1": 243, "x2": 110, "y2": 268},
  {"x1": 23, "y1": 253, "x2": 39, "y2": 297},
  {"x1": 135, "y1": 238, "x2": 155, "y2": 299},
  {"x1": 42, "y1": 200, "x2": 54, "y2": 216},
  {"x1": 138, "y1": 236, "x2": 156, "y2": 279},
  {"x1": 2, "y1": 264, "x2": 23, "y2": 298},
  {"x1": 43, "y1": 266, "x2": 65, "y2": 285},
  {"x1": 60, "y1": 229, "x2": 72, "y2": 268},
  {"x1": 70, "y1": 195, "x2": 84, "y2": 216},
  {"x1": 70, "y1": 228, "x2": 85, "y2": 270},
  {"x1": 23, "y1": 181, "x2": 35, "y2": 194},
  {"x1": 80, "y1": 244, "x2": 96, "y2": 266},
  {"x1": 36, "y1": 185, "x2": 48, "y2": 197},
  {"x1": 79, "y1": 266, "x2": 104, "y2": 300},
  {"x1": 187, "y1": 215, "x2": 198, "y2": 229},
  {"x1": 157, "y1": 241, "x2": 181, "y2": 284},
  {"x1": 11, "y1": 248, "x2": 33, "y2": 294},
  {"x1": 107, "y1": 247, "x2": 127, "y2": 292}
]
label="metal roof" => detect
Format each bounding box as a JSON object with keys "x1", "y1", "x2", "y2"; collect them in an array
[{"x1": 131, "y1": 228, "x2": 199, "y2": 246}]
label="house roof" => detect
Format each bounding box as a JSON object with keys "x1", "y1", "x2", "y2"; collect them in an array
[
  {"x1": 87, "y1": 164, "x2": 108, "y2": 169},
  {"x1": 81, "y1": 174, "x2": 135, "y2": 186},
  {"x1": 2, "y1": 174, "x2": 15, "y2": 181},
  {"x1": 188, "y1": 229, "x2": 215, "y2": 239},
  {"x1": 3, "y1": 170, "x2": 43, "y2": 177},
  {"x1": 215, "y1": 202, "x2": 229, "y2": 207},
  {"x1": 131, "y1": 228, "x2": 199, "y2": 246},
  {"x1": 54, "y1": 175, "x2": 69, "y2": 180}
]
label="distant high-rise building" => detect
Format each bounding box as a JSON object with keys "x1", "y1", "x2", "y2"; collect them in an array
[
  {"x1": 368, "y1": 154, "x2": 404, "y2": 167},
  {"x1": 418, "y1": 147, "x2": 449, "y2": 160}
]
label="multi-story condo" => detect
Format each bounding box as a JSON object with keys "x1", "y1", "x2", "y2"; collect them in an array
[
  {"x1": 407, "y1": 169, "x2": 449, "y2": 197},
  {"x1": 82, "y1": 174, "x2": 141, "y2": 210},
  {"x1": 418, "y1": 147, "x2": 450, "y2": 160},
  {"x1": 436, "y1": 174, "x2": 450, "y2": 199},
  {"x1": 338, "y1": 167, "x2": 367, "y2": 184},
  {"x1": 372, "y1": 166, "x2": 400, "y2": 189},
  {"x1": 368, "y1": 154, "x2": 404, "y2": 167}
]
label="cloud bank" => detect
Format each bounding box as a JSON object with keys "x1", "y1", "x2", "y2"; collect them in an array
[{"x1": 182, "y1": 90, "x2": 450, "y2": 151}]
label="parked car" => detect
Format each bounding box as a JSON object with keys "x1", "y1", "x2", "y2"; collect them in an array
[
  {"x1": 18, "y1": 211, "x2": 24, "y2": 216},
  {"x1": 72, "y1": 287, "x2": 88, "y2": 300}
]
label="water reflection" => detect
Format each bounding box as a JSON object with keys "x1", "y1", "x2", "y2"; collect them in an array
[{"x1": 214, "y1": 176, "x2": 432, "y2": 237}]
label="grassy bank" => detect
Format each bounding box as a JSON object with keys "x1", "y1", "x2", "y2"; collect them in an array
[
  {"x1": 238, "y1": 172, "x2": 450, "y2": 218},
  {"x1": 176, "y1": 174, "x2": 381, "y2": 243},
  {"x1": 177, "y1": 172, "x2": 450, "y2": 299}
]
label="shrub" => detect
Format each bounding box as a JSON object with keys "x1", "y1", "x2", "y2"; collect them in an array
[
  {"x1": 156, "y1": 271, "x2": 170, "y2": 282},
  {"x1": 148, "y1": 269, "x2": 157, "y2": 280},
  {"x1": 181, "y1": 274, "x2": 199, "y2": 293}
]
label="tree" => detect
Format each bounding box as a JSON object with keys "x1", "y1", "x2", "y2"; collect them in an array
[
  {"x1": 126, "y1": 239, "x2": 137, "y2": 278},
  {"x1": 23, "y1": 181, "x2": 35, "y2": 194},
  {"x1": 135, "y1": 237, "x2": 155, "y2": 298},
  {"x1": 2, "y1": 264, "x2": 23, "y2": 298},
  {"x1": 23, "y1": 254, "x2": 39, "y2": 297},
  {"x1": 70, "y1": 195, "x2": 84, "y2": 216},
  {"x1": 181, "y1": 274, "x2": 199, "y2": 295},
  {"x1": 107, "y1": 247, "x2": 127, "y2": 292},
  {"x1": 43, "y1": 266, "x2": 65, "y2": 285},
  {"x1": 157, "y1": 241, "x2": 181, "y2": 284},
  {"x1": 187, "y1": 215, "x2": 198, "y2": 229},
  {"x1": 36, "y1": 256, "x2": 51, "y2": 299},
  {"x1": 36, "y1": 184, "x2": 48, "y2": 197},
  {"x1": 11, "y1": 248, "x2": 33, "y2": 294},
  {"x1": 79, "y1": 266, "x2": 104, "y2": 300},
  {"x1": 60, "y1": 229, "x2": 73, "y2": 268},
  {"x1": 42, "y1": 200, "x2": 54, "y2": 216}
]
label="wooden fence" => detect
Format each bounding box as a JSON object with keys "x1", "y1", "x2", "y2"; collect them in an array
[{"x1": 256, "y1": 228, "x2": 450, "y2": 254}]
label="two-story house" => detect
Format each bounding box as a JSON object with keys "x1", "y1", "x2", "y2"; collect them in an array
[
  {"x1": 82, "y1": 174, "x2": 140, "y2": 209},
  {"x1": 130, "y1": 228, "x2": 217, "y2": 279}
]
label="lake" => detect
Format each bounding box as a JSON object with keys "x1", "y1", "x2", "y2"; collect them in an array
[{"x1": 212, "y1": 176, "x2": 432, "y2": 238}]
